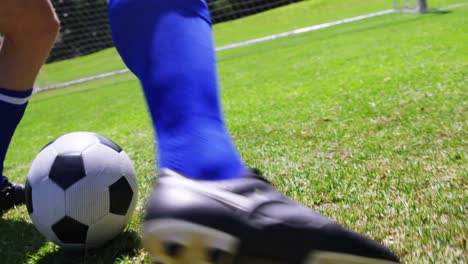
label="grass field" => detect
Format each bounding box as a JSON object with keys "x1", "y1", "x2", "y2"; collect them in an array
[
  {"x1": 1, "y1": 0, "x2": 467, "y2": 263},
  {"x1": 37, "y1": 0, "x2": 460, "y2": 87}
]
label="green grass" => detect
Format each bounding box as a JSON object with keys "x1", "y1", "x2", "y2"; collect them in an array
[
  {"x1": 38, "y1": 0, "x2": 464, "y2": 87},
  {"x1": 2, "y1": 1, "x2": 468, "y2": 263},
  {"x1": 41, "y1": 0, "x2": 396, "y2": 86}
]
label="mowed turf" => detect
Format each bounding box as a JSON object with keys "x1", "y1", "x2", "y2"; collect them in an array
[
  {"x1": 37, "y1": 0, "x2": 462, "y2": 87},
  {"x1": 1, "y1": 1, "x2": 467, "y2": 264}
]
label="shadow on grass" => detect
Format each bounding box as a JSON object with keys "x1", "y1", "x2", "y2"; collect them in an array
[
  {"x1": 0, "y1": 218, "x2": 46, "y2": 263},
  {"x1": 34, "y1": 230, "x2": 141, "y2": 264},
  {"x1": 427, "y1": 9, "x2": 451, "y2": 14}
]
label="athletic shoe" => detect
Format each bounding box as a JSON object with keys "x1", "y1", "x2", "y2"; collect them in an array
[
  {"x1": 0, "y1": 178, "x2": 25, "y2": 214},
  {"x1": 143, "y1": 169, "x2": 399, "y2": 264}
]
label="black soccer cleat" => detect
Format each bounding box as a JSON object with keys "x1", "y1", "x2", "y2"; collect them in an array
[
  {"x1": 143, "y1": 169, "x2": 400, "y2": 264},
  {"x1": 0, "y1": 178, "x2": 25, "y2": 214}
]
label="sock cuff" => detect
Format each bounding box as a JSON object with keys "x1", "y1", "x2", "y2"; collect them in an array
[{"x1": 0, "y1": 88, "x2": 33, "y2": 105}]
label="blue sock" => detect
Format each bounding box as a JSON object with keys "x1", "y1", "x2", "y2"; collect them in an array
[
  {"x1": 0, "y1": 88, "x2": 32, "y2": 188},
  {"x1": 108, "y1": 0, "x2": 245, "y2": 180}
]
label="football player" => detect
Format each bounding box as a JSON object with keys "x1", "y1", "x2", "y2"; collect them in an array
[
  {"x1": 108, "y1": 0, "x2": 399, "y2": 263},
  {"x1": 0, "y1": 0, "x2": 59, "y2": 213}
]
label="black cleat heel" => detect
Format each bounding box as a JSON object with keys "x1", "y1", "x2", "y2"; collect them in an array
[
  {"x1": 144, "y1": 169, "x2": 399, "y2": 264},
  {"x1": 1, "y1": 179, "x2": 25, "y2": 214}
]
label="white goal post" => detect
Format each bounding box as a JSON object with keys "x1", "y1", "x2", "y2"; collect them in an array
[{"x1": 394, "y1": 0, "x2": 428, "y2": 13}]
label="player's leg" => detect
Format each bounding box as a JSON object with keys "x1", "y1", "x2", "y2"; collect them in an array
[
  {"x1": 108, "y1": 0, "x2": 246, "y2": 181},
  {"x1": 0, "y1": 0, "x2": 59, "y2": 213},
  {"x1": 108, "y1": 0, "x2": 399, "y2": 263}
]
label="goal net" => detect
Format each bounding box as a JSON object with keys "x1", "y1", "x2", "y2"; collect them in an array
[
  {"x1": 46, "y1": 0, "x2": 301, "y2": 64},
  {"x1": 34, "y1": 0, "x2": 437, "y2": 91}
]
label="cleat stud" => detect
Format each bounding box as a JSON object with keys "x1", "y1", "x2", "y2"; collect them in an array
[
  {"x1": 208, "y1": 248, "x2": 232, "y2": 263},
  {"x1": 163, "y1": 241, "x2": 184, "y2": 257}
]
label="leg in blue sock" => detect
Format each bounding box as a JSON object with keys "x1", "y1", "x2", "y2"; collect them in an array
[
  {"x1": 108, "y1": 0, "x2": 245, "y2": 180},
  {"x1": 0, "y1": 0, "x2": 58, "y2": 213},
  {"x1": 0, "y1": 88, "x2": 31, "y2": 212},
  {"x1": 0, "y1": 0, "x2": 59, "y2": 188},
  {"x1": 0, "y1": 89, "x2": 32, "y2": 186}
]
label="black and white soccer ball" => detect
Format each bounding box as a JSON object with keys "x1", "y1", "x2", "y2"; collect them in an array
[{"x1": 25, "y1": 132, "x2": 138, "y2": 250}]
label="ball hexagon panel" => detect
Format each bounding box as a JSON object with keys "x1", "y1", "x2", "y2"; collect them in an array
[
  {"x1": 86, "y1": 213, "x2": 126, "y2": 248},
  {"x1": 81, "y1": 143, "x2": 123, "y2": 188},
  {"x1": 29, "y1": 179, "x2": 66, "y2": 244},
  {"x1": 109, "y1": 177, "x2": 134, "y2": 216},
  {"x1": 52, "y1": 216, "x2": 89, "y2": 244},
  {"x1": 29, "y1": 213, "x2": 63, "y2": 247},
  {"x1": 65, "y1": 175, "x2": 110, "y2": 226},
  {"x1": 51, "y1": 132, "x2": 99, "y2": 154},
  {"x1": 49, "y1": 153, "x2": 86, "y2": 190},
  {"x1": 27, "y1": 145, "x2": 57, "y2": 186}
]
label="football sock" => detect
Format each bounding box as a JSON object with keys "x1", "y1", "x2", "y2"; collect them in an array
[
  {"x1": 0, "y1": 88, "x2": 32, "y2": 188},
  {"x1": 108, "y1": 0, "x2": 245, "y2": 180}
]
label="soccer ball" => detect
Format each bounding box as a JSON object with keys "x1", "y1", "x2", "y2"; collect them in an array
[{"x1": 25, "y1": 132, "x2": 138, "y2": 250}]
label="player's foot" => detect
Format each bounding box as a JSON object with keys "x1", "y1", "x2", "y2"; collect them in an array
[
  {"x1": 0, "y1": 178, "x2": 25, "y2": 214},
  {"x1": 143, "y1": 169, "x2": 399, "y2": 264}
]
